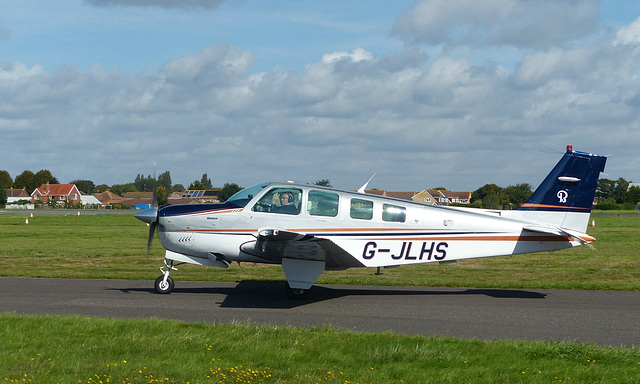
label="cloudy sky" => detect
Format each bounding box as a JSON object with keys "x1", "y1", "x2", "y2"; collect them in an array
[{"x1": 2, "y1": 0, "x2": 639, "y2": 192}]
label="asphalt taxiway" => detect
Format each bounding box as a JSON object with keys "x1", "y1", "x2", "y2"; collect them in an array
[{"x1": 1, "y1": 277, "x2": 638, "y2": 348}]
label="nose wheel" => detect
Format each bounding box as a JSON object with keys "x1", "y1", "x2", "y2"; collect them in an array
[
  {"x1": 154, "y1": 275, "x2": 174, "y2": 294},
  {"x1": 154, "y1": 259, "x2": 178, "y2": 294}
]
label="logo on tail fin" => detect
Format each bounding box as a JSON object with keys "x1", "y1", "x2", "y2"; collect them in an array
[{"x1": 557, "y1": 190, "x2": 568, "y2": 203}]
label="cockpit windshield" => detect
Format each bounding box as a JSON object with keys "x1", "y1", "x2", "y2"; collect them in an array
[{"x1": 226, "y1": 182, "x2": 270, "y2": 208}]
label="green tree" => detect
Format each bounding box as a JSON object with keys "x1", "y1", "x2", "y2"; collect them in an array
[
  {"x1": 95, "y1": 184, "x2": 110, "y2": 193},
  {"x1": 13, "y1": 170, "x2": 36, "y2": 193},
  {"x1": 188, "y1": 180, "x2": 204, "y2": 190},
  {"x1": 613, "y1": 177, "x2": 629, "y2": 203},
  {"x1": 200, "y1": 173, "x2": 213, "y2": 189},
  {"x1": 471, "y1": 184, "x2": 509, "y2": 209},
  {"x1": 0, "y1": 188, "x2": 6, "y2": 207},
  {"x1": 34, "y1": 169, "x2": 54, "y2": 187},
  {"x1": 596, "y1": 178, "x2": 615, "y2": 200},
  {"x1": 70, "y1": 179, "x2": 96, "y2": 194},
  {"x1": 134, "y1": 174, "x2": 157, "y2": 192},
  {"x1": 157, "y1": 171, "x2": 172, "y2": 190},
  {"x1": 219, "y1": 183, "x2": 242, "y2": 202},
  {"x1": 172, "y1": 184, "x2": 185, "y2": 193},
  {"x1": 0, "y1": 170, "x2": 12, "y2": 189},
  {"x1": 504, "y1": 183, "x2": 533, "y2": 207},
  {"x1": 471, "y1": 183, "x2": 501, "y2": 204},
  {"x1": 110, "y1": 183, "x2": 138, "y2": 196},
  {"x1": 156, "y1": 186, "x2": 169, "y2": 206},
  {"x1": 625, "y1": 186, "x2": 640, "y2": 206},
  {"x1": 314, "y1": 179, "x2": 332, "y2": 187}
]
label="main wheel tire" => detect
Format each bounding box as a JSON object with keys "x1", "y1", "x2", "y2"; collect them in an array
[
  {"x1": 154, "y1": 275, "x2": 174, "y2": 294},
  {"x1": 285, "y1": 283, "x2": 311, "y2": 299}
]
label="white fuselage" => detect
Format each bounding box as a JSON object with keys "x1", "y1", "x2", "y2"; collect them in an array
[{"x1": 155, "y1": 183, "x2": 589, "y2": 270}]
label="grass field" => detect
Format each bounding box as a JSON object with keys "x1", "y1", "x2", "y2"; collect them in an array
[
  {"x1": 0, "y1": 211, "x2": 638, "y2": 290},
  {"x1": 2, "y1": 313, "x2": 639, "y2": 383},
  {"x1": 1, "y1": 210, "x2": 638, "y2": 383}
]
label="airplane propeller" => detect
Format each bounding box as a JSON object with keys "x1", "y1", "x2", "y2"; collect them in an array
[
  {"x1": 135, "y1": 207, "x2": 159, "y2": 257},
  {"x1": 135, "y1": 163, "x2": 159, "y2": 257}
]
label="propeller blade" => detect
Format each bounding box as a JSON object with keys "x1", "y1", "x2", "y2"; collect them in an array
[
  {"x1": 152, "y1": 162, "x2": 157, "y2": 208},
  {"x1": 146, "y1": 221, "x2": 156, "y2": 257},
  {"x1": 135, "y1": 207, "x2": 159, "y2": 257}
]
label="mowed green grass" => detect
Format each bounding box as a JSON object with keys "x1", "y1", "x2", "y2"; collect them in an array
[
  {"x1": 2, "y1": 313, "x2": 639, "y2": 383},
  {"x1": 0, "y1": 211, "x2": 638, "y2": 290}
]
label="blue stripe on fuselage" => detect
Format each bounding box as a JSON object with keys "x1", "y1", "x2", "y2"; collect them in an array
[{"x1": 158, "y1": 202, "x2": 242, "y2": 218}]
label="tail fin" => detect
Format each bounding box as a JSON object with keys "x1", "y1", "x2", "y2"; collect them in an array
[{"x1": 515, "y1": 146, "x2": 606, "y2": 232}]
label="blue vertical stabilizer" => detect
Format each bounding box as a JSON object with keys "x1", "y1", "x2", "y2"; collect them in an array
[{"x1": 517, "y1": 146, "x2": 607, "y2": 213}]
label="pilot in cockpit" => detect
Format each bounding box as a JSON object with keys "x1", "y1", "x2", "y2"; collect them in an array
[{"x1": 272, "y1": 191, "x2": 298, "y2": 214}]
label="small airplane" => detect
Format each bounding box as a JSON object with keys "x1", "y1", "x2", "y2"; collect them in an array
[{"x1": 136, "y1": 146, "x2": 607, "y2": 298}]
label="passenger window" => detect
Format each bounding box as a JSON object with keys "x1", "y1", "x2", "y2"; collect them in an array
[
  {"x1": 307, "y1": 190, "x2": 339, "y2": 217},
  {"x1": 350, "y1": 198, "x2": 373, "y2": 220},
  {"x1": 382, "y1": 204, "x2": 406, "y2": 222},
  {"x1": 251, "y1": 187, "x2": 302, "y2": 215}
]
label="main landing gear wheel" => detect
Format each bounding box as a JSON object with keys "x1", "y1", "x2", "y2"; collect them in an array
[
  {"x1": 154, "y1": 275, "x2": 174, "y2": 294},
  {"x1": 285, "y1": 283, "x2": 311, "y2": 300}
]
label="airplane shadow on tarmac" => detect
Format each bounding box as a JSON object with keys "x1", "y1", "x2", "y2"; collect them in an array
[{"x1": 113, "y1": 281, "x2": 547, "y2": 310}]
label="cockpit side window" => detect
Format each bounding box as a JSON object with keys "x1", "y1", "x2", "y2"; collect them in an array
[
  {"x1": 350, "y1": 198, "x2": 373, "y2": 220},
  {"x1": 307, "y1": 190, "x2": 339, "y2": 217},
  {"x1": 251, "y1": 187, "x2": 302, "y2": 215},
  {"x1": 382, "y1": 203, "x2": 406, "y2": 222}
]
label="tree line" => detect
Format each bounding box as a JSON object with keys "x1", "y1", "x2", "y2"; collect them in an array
[
  {"x1": 469, "y1": 178, "x2": 640, "y2": 210},
  {"x1": 2, "y1": 168, "x2": 638, "y2": 210},
  {"x1": 594, "y1": 177, "x2": 640, "y2": 210},
  {"x1": 0, "y1": 169, "x2": 243, "y2": 206}
]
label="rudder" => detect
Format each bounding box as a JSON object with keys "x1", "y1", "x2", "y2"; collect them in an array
[{"x1": 515, "y1": 146, "x2": 607, "y2": 232}]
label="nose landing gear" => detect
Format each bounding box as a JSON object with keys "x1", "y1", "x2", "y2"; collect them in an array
[{"x1": 154, "y1": 259, "x2": 179, "y2": 294}]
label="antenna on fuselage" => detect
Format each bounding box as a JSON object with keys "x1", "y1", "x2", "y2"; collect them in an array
[{"x1": 358, "y1": 173, "x2": 376, "y2": 194}]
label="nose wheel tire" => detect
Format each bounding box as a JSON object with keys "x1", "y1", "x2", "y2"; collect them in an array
[{"x1": 154, "y1": 275, "x2": 174, "y2": 294}]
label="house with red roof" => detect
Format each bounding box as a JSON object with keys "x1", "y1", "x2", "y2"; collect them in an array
[{"x1": 31, "y1": 183, "x2": 82, "y2": 205}]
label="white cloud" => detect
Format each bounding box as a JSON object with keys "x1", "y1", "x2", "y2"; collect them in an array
[
  {"x1": 392, "y1": 0, "x2": 599, "y2": 48},
  {"x1": 512, "y1": 47, "x2": 595, "y2": 89},
  {"x1": 3, "y1": 8, "x2": 640, "y2": 191},
  {"x1": 322, "y1": 48, "x2": 373, "y2": 63},
  {"x1": 0, "y1": 61, "x2": 44, "y2": 81},
  {"x1": 614, "y1": 15, "x2": 640, "y2": 45}
]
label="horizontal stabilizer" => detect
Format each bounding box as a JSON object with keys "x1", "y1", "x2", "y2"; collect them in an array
[{"x1": 523, "y1": 225, "x2": 595, "y2": 247}]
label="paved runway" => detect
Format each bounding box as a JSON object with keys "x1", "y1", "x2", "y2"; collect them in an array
[{"x1": 1, "y1": 277, "x2": 638, "y2": 348}]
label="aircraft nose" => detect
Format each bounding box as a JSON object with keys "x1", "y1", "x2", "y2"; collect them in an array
[{"x1": 135, "y1": 207, "x2": 158, "y2": 224}]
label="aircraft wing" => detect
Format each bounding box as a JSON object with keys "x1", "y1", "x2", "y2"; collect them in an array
[{"x1": 244, "y1": 228, "x2": 365, "y2": 269}]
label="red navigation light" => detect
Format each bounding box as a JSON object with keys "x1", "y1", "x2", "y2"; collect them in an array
[{"x1": 567, "y1": 145, "x2": 573, "y2": 153}]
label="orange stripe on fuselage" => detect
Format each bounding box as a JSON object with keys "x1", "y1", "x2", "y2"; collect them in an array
[
  {"x1": 177, "y1": 228, "x2": 584, "y2": 242},
  {"x1": 519, "y1": 203, "x2": 589, "y2": 210},
  {"x1": 186, "y1": 208, "x2": 243, "y2": 216}
]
